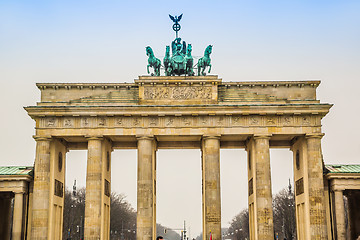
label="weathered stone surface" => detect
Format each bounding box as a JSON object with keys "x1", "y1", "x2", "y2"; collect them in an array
[
  {"x1": 25, "y1": 76, "x2": 333, "y2": 240},
  {"x1": 137, "y1": 136, "x2": 156, "y2": 240},
  {"x1": 202, "y1": 136, "x2": 221, "y2": 240}
]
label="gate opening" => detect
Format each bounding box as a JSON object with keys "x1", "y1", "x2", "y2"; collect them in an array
[
  {"x1": 157, "y1": 149, "x2": 202, "y2": 239},
  {"x1": 220, "y1": 149, "x2": 248, "y2": 239},
  {"x1": 270, "y1": 149, "x2": 296, "y2": 240},
  {"x1": 64, "y1": 150, "x2": 87, "y2": 239}
]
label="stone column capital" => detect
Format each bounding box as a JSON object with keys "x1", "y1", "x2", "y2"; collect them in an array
[
  {"x1": 253, "y1": 134, "x2": 272, "y2": 140},
  {"x1": 136, "y1": 135, "x2": 154, "y2": 141},
  {"x1": 85, "y1": 135, "x2": 104, "y2": 141},
  {"x1": 33, "y1": 135, "x2": 52, "y2": 141},
  {"x1": 202, "y1": 134, "x2": 221, "y2": 140},
  {"x1": 13, "y1": 190, "x2": 26, "y2": 195},
  {"x1": 333, "y1": 189, "x2": 344, "y2": 193},
  {"x1": 305, "y1": 133, "x2": 324, "y2": 139}
]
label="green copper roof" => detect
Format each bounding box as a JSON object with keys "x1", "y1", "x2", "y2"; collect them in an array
[
  {"x1": 0, "y1": 166, "x2": 34, "y2": 176},
  {"x1": 325, "y1": 164, "x2": 360, "y2": 174}
]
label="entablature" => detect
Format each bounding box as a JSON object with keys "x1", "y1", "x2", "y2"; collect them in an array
[{"x1": 25, "y1": 103, "x2": 331, "y2": 118}]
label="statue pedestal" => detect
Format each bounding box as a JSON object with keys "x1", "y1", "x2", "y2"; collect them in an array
[{"x1": 135, "y1": 75, "x2": 221, "y2": 105}]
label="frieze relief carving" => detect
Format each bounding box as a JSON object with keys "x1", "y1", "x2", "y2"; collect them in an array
[
  {"x1": 98, "y1": 117, "x2": 107, "y2": 126},
  {"x1": 302, "y1": 116, "x2": 311, "y2": 125},
  {"x1": 266, "y1": 116, "x2": 277, "y2": 125},
  {"x1": 64, "y1": 118, "x2": 73, "y2": 127},
  {"x1": 200, "y1": 116, "x2": 208, "y2": 125},
  {"x1": 283, "y1": 116, "x2": 293, "y2": 126},
  {"x1": 181, "y1": 116, "x2": 191, "y2": 126},
  {"x1": 165, "y1": 116, "x2": 174, "y2": 127},
  {"x1": 47, "y1": 118, "x2": 56, "y2": 127},
  {"x1": 148, "y1": 116, "x2": 159, "y2": 126},
  {"x1": 144, "y1": 86, "x2": 212, "y2": 100},
  {"x1": 115, "y1": 116, "x2": 126, "y2": 126},
  {"x1": 81, "y1": 117, "x2": 90, "y2": 127},
  {"x1": 133, "y1": 117, "x2": 141, "y2": 126},
  {"x1": 249, "y1": 116, "x2": 260, "y2": 125},
  {"x1": 39, "y1": 115, "x2": 319, "y2": 129}
]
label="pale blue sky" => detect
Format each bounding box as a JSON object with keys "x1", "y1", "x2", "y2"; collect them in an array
[{"x1": 1, "y1": 0, "x2": 359, "y2": 237}]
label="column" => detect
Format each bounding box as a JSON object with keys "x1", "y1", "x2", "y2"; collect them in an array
[
  {"x1": 84, "y1": 136, "x2": 103, "y2": 240},
  {"x1": 202, "y1": 135, "x2": 221, "y2": 240},
  {"x1": 305, "y1": 134, "x2": 328, "y2": 239},
  {"x1": 253, "y1": 135, "x2": 274, "y2": 240},
  {"x1": 12, "y1": 191, "x2": 24, "y2": 240},
  {"x1": 137, "y1": 136, "x2": 156, "y2": 240},
  {"x1": 31, "y1": 136, "x2": 52, "y2": 240},
  {"x1": 334, "y1": 190, "x2": 346, "y2": 240}
]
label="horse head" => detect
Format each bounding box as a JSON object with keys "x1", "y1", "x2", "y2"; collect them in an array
[
  {"x1": 165, "y1": 46, "x2": 170, "y2": 57},
  {"x1": 146, "y1": 46, "x2": 153, "y2": 57},
  {"x1": 205, "y1": 45, "x2": 213, "y2": 55},
  {"x1": 187, "y1": 44, "x2": 192, "y2": 56}
]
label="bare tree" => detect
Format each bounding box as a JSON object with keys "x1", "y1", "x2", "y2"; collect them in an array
[
  {"x1": 110, "y1": 192, "x2": 137, "y2": 240},
  {"x1": 227, "y1": 209, "x2": 249, "y2": 240},
  {"x1": 272, "y1": 181, "x2": 296, "y2": 240},
  {"x1": 63, "y1": 189, "x2": 179, "y2": 240},
  {"x1": 226, "y1": 181, "x2": 296, "y2": 240},
  {"x1": 156, "y1": 223, "x2": 181, "y2": 240},
  {"x1": 63, "y1": 188, "x2": 85, "y2": 240}
]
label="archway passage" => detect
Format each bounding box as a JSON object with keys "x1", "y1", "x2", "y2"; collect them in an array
[
  {"x1": 63, "y1": 150, "x2": 87, "y2": 240},
  {"x1": 25, "y1": 76, "x2": 332, "y2": 240},
  {"x1": 156, "y1": 149, "x2": 202, "y2": 239},
  {"x1": 220, "y1": 149, "x2": 248, "y2": 238}
]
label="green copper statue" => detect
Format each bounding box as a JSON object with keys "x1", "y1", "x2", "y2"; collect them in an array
[
  {"x1": 145, "y1": 14, "x2": 213, "y2": 76},
  {"x1": 168, "y1": 37, "x2": 188, "y2": 75},
  {"x1": 196, "y1": 45, "x2": 212, "y2": 76},
  {"x1": 185, "y1": 44, "x2": 194, "y2": 76},
  {"x1": 146, "y1": 46, "x2": 161, "y2": 76},
  {"x1": 163, "y1": 46, "x2": 171, "y2": 76}
]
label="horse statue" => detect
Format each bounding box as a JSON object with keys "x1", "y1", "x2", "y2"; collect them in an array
[
  {"x1": 185, "y1": 44, "x2": 194, "y2": 76},
  {"x1": 146, "y1": 46, "x2": 161, "y2": 76},
  {"x1": 163, "y1": 46, "x2": 171, "y2": 76},
  {"x1": 196, "y1": 45, "x2": 213, "y2": 76}
]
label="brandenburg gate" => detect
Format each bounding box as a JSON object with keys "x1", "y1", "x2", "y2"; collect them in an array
[{"x1": 25, "y1": 75, "x2": 332, "y2": 240}]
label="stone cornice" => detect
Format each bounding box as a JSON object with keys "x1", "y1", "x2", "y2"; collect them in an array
[
  {"x1": 25, "y1": 103, "x2": 332, "y2": 118},
  {"x1": 327, "y1": 176, "x2": 360, "y2": 191},
  {"x1": 36, "y1": 80, "x2": 320, "y2": 89},
  {"x1": 0, "y1": 175, "x2": 33, "y2": 182},
  {"x1": 220, "y1": 80, "x2": 320, "y2": 88},
  {"x1": 136, "y1": 75, "x2": 222, "y2": 85},
  {"x1": 36, "y1": 83, "x2": 137, "y2": 90},
  {"x1": 326, "y1": 173, "x2": 360, "y2": 180}
]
